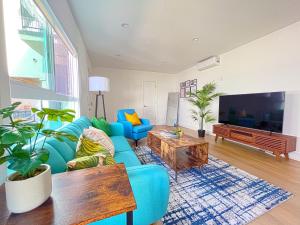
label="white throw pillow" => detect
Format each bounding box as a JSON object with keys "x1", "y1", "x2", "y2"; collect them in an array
[{"x1": 82, "y1": 127, "x2": 115, "y2": 157}]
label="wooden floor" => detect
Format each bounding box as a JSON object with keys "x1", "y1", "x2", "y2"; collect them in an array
[{"x1": 137, "y1": 126, "x2": 300, "y2": 225}]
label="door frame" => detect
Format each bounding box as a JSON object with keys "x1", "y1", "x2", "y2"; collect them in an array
[{"x1": 142, "y1": 80, "x2": 157, "y2": 125}]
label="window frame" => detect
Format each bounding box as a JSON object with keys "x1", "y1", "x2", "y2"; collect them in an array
[{"x1": 7, "y1": 0, "x2": 80, "y2": 115}]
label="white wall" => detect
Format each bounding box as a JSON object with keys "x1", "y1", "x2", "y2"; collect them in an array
[
  {"x1": 176, "y1": 21, "x2": 300, "y2": 160},
  {"x1": 47, "y1": 0, "x2": 92, "y2": 117},
  {"x1": 90, "y1": 67, "x2": 178, "y2": 125}
]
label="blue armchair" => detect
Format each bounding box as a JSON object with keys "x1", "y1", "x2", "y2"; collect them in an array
[{"x1": 117, "y1": 109, "x2": 153, "y2": 146}]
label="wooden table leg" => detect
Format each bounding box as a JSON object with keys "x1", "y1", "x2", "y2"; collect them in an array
[
  {"x1": 164, "y1": 145, "x2": 177, "y2": 182},
  {"x1": 127, "y1": 211, "x2": 133, "y2": 225},
  {"x1": 189, "y1": 143, "x2": 209, "y2": 165},
  {"x1": 275, "y1": 151, "x2": 281, "y2": 161},
  {"x1": 215, "y1": 135, "x2": 218, "y2": 143},
  {"x1": 284, "y1": 153, "x2": 289, "y2": 160}
]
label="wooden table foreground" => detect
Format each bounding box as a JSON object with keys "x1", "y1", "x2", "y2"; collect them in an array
[{"x1": 0, "y1": 164, "x2": 136, "y2": 225}]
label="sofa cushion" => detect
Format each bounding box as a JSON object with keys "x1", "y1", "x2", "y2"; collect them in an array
[
  {"x1": 64, "y1": 124, "x2": 82, "y2": 137},
  {"x1": 43, "y1": 143, "x2": 67, "y2": 174},
  {"x1": 132, "y1": 124, "x2": 153, "y2": 133},
  {"x1": 114, "y1": 151, "x2": 141, "y2": 167},
  {"x1": 47, "y1": 138, "x2": 75, "y2": 162},
  {"x1": 59, "y1": 127, "x2": 78, "y2": 150},
  {"x1": 72, "y1": 116, "x2": 91, "y2": 130},
  {"x1": 110, "y1": 136, "x2": 132, "y2": 153}
]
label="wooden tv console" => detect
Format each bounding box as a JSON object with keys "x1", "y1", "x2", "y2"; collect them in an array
[{"x1": 213, "y1": 124, "x2": 297, "y2": 160}]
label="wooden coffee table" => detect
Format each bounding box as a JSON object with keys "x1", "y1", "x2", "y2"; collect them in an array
[
  {"x1": 147, "y1": 127, "x2": 209, "y2": 181},
  {"x1": 0, "y1": 164, "x2": 136, "y2": 225}
]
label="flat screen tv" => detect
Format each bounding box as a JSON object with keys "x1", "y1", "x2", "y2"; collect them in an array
[{"x1": 218, "y1": 92, "x2": 285, "y2": 133}]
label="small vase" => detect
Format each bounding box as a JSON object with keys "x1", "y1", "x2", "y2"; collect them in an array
[
  {"x1": 198, "y1": 129, "x2": 205, "y2": 137},
  {"x1": 178, "y1": 130, "x2": 184, "y2": 138},
  {"x1": 5, "y1": 164, "x2": 52, "y2": 213}
]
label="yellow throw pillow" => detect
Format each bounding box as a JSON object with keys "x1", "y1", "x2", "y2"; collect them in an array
[{"x1": 125, "y1": 112, "x2": 141, "y2": 126}]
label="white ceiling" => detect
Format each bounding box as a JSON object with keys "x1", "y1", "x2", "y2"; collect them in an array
[{"x1": 68, "y1": 0, "x2": 300, "y2": 73}]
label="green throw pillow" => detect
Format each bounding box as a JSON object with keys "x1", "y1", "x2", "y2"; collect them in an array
[
  {"x1": 76, "y1": 135, "x2": 116, "y2": 166},
  {"x1": 67, "y1": 156, "x2": 99, "y2": 171},
  {"x1": 91, "y1": 117, "x2": 112, "y2": 136}
]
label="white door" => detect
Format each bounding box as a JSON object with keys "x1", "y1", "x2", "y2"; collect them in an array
[{"x1": 143, "y1": 81, "x2": 157, "y2": 124}]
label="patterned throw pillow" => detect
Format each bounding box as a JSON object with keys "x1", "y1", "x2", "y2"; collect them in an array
[
  {"x1": 67, "y1": 156, "x2": 100, "y2": 171},
  {"x1": 82, "y1": 127, "x2": 115, "y2": 157},
  {"x1": 125, "y1": 112, "x2": 141, "y2": 126},
  {"x1": 76, "y1": 133, "x2": 115, "y2": 166},
  {"x1": 91, "y1": 117, "x2": 112, "y2": 136}
]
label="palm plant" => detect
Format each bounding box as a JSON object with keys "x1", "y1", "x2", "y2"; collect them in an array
[{"x1": 188, "y1": 82, "x2": 223, "y2": 136}]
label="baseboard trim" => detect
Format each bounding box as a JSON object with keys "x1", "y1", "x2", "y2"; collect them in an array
[{"x1": 289, "y1": 151, "x2": 300, "y2": 161}]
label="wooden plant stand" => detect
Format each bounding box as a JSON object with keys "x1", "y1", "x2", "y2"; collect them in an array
[
  {"x1": 213, "y1": 124, "x2": 297, "y2": 160},
  {"x1": 0, "y1": 164, "x2": 136, "y2": 225},
  {"x1": 147, "y1": 128, "x2": 209, "y2": 181}
]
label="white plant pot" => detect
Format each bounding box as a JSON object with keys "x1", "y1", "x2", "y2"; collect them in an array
[{"x1": 5, "y1": 164, "x2": 52, "y2": 213}]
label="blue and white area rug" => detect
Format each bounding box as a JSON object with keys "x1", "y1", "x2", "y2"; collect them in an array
[{"x1": 135, "y1": 146, "x2": 292, "y2": 225}]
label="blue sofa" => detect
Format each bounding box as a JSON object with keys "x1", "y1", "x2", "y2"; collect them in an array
[
  {"x1": 42, "y1": 116, "x2": 170, "y2": 225},
  {"x1": 117, "y1": 109, "x2": 153, "y2": 146}
]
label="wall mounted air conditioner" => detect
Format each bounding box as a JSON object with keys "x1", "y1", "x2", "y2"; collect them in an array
[{"x1": 196, "y1": 56, "x2": 220, "y2": 71}]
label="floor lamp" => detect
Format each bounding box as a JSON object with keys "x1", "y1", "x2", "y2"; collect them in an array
[{"x1": 89, "y1": 76, "x2": 110, "y2": 119}]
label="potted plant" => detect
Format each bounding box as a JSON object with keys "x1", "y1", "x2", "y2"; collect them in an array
[
  {"x1": 170, "y1": 127, "x2": 184, "y2": 138},
  {"x1": 0, "y1": 102, "x2": 78, "y2": 213},
  {"x1": 188, "y1": 82, "x2": 223, "y2": 137}
]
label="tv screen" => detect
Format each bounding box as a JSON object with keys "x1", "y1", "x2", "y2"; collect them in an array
[{"x1": 218, "y1": 92, "x2": 285, "y2": 133}]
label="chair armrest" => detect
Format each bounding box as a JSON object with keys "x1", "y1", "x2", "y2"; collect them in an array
[
  {"x1": 118, "y1": 121, "x2": 133, "y2": 138},
  {"x1": 90, "y1": 164, "x2": 170, "y2": 225},
  {"x1": 110, "y1": 122, "x2": 124, "y2": 136},
  {"x1": 140, "y1": 118, "x2": 150, "y2": 125}
]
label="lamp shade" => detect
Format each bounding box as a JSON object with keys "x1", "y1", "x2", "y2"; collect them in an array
[{"x1": 88, "y1": 76, "x2": 110, "y2": 92}]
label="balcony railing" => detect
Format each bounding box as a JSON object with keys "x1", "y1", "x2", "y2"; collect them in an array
[{"x1": 20, "y1": 16, "x2": 44, "y2": 32}]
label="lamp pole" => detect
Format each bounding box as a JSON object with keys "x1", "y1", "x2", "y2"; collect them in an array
[
  {"x1": 102, "y1": 93, "x2": 106, "y2": 120},
  {"x1": 95, "y1": 91, "x2": 107, "y2": 120}
]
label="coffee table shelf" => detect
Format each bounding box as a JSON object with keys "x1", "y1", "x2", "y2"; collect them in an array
[{"x1": 148, "y1": 128, "x2": 209, "y2": 181}]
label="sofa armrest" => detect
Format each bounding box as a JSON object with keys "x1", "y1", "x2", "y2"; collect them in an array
[
  {"x1": 127, "y1": 164, "x2": 170, "y2": 224},
  {"x1": 140, "y1": 118, "x2": 150, "y2": 125},
  {"x1": 118, "y1": 121, "x2": 133, "y2": 138},
  {"x1": 110, "y1": 122, "x2": 124, "y2": 136},
  {"x1": 90, "y1": 164, "x2": 170, "y2": 225}
]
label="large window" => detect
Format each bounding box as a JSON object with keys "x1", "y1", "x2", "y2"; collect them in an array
[{"x1": 3, "y1": 0, "x2": 79, "y2": 123}]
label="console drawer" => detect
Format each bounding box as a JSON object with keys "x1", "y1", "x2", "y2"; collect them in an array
[
  {"x1": 213, "y1": 126, "x2": 229, "y2": 137},
  {"x1": 230, "y1": 131, "x2": 254, "y2": 143}
]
